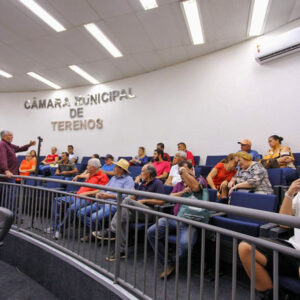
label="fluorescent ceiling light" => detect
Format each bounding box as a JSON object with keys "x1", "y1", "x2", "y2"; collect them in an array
[
  {"x1": 248, "y1": 0, "x2": 270, "y2": 36},
  {"x1": 84, "y1": 23, "x2": 123, "y2": 58},
  {"x1": 27, "y1": 72, "x2": 61, "y2": 89},
  {"x1": 19, "y1": 0, "x2": 65, "y2": 32},
  {"x1": 68, "y1": 65, "x2": 100, "y2": 85},
  {"x1": 139, "y1": 0, "x2": 158, "y2": 10},
  {"x1": 181, "y1": 0, "x2": 205, "y2": 45},
  {"x1": 0, "y1": 70, "x2": 13, "y2": 78}
]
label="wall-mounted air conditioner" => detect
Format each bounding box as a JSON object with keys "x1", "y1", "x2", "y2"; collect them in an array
[{"x1": 255, "y1": 27, "x2": 300, "y2": 64}]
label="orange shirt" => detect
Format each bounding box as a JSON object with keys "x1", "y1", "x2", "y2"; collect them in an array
[
  {"x1": 77, "y1": 171, "x2": 109, "y2": 195},
  {"x1": 19, "y1": 159, "x2": 36, "y2": 176},
  {"x1": 212, "y1": 162, "x2": 236, "y2": 189}
]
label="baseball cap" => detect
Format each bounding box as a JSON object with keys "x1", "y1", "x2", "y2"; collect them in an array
[{"x1": 238, "y1": 139, "x2": 252, "y2": 146}]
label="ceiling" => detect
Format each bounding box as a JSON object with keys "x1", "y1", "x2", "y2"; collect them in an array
[{"x1": 0, "y1": 0, "x2": 299, "y2": 92}]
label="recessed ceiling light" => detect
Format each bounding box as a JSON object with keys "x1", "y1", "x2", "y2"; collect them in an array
[
  {"x1": 19, "y1": 0, "x2": 66, "y2": 32},
  {"x1": 84, "y1": 23, "x2": 123, "y2": 58},
  {"x1": 181, "y1": 0, "x2": 205, "y2": 45},
  {"x1": 27, "y1": 72, "x2": 61, "y2": 89},
  {"x1": 139, "y1": 0, "x2": 158, "y2": 10},
  {"x1": 68, "y1": 65, "x2": 99, "y2": 85},
  {"x1": 248, "y1": 0, "x2": 270, "y2": 36},
  {"x1": 0, "y1": 70, "x2": 13, "y2": 78}
]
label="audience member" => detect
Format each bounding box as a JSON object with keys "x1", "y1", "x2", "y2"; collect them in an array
[
  {"x1": 47, "y1": 158, "x2": 108, "y2": 239},
  {"x1": 100, "y1": 154, "x2": 116, "y2": 176},
  {"x1": 228, "y1": 152, "x2": 273, "y2": 195},
  {"x1": 130, "y1": 146, "x2": 148, "y2": 166},
  {"x1": 237, "y1": 139, "x2": 260, "y2": 161},
  {"x1": 73, "y1": 154, "x2": 100, "y2": 181},
  {"x1": 177, "y1": 142, "x2": 195, "y2": 166},
  {"x1": 206, "y1": 153, "x2": 237, "y2": 199},
  {"x1": 39, "y1": 147, "x2": 59, "y2": 176},
  {"x1": 93, "y1": 164, "x2": 165, "y2": 261},
  {"x1": 19, "y1": 152, "x2": 36, "y2": 177},
  {"x1": 147, "y1": 161, "x2": 207, "y2": 278},
  {"x1": 165, "y1": 151, "x2": 187, "y2": 186},
  {"x1": 157, "y1": 143, "x2": 171, "y2": 162},
  {"x1": 67, "y1": 145, "x2": 78, "y2": 163},
  {"x1": 238, "y1": 178, "x2": 300, "y2": 298},
  {"x1": 78, "y1": 159, "x2": 134, "y2": 242},
  {"x1": 262, "y1": 135, "x2": 295, "y2": 169},
  {"x1": 55, "y1": 152, "x2": 78, "y2": 178}
]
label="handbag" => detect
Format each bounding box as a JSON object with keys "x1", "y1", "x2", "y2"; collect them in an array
[{"x1": 177, "y1": 188, "x2": 210, "y2": 223}]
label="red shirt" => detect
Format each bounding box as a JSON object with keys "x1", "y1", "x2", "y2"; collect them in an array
[
  {"x1": 77, "y1": 171, "x2": 109, "y2": 195},
  {"x1": 186, "y1": 150, "x2": 195, "y2": 166},
  {"x1": 45, "y1": 154, "x2": 58, "y2": 163},
  {"x1": 153, "y1": 161, "x2": 171, "y2": 176},
  {"x1": 163, "y1": 153, "x2": 171, "y2": 162},
  {"x1": 212, "y1": 163, "x2": 236, "y2": 189}
]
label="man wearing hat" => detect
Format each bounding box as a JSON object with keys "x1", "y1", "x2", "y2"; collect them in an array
[
  {"x1": 237, "y1": 139, "x2": 260, "y2": 161},
  {"x1": 100, "y1": 154, "x2": 116, "y2": 176},
  {"x1": 78, "y1": 158, "x2": 134, "y2": 242}
]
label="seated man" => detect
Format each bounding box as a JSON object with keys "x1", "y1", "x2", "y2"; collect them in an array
[
  {"x1": 157, "y1": 142, "x2": 171, "y2": 162},
  {"x1": 47, "y1": 158, "x2": 109, "y2": 239},
  {"x1": 55, "y1": 152, "x2": 78, "y2": 178},
  {"x1": 93, "y1": 164, "x2": 165, "y2": 261},
  {"x1": 73, "y1": 154, "x2": 100, "y2": 181},
  {"x1": 77, "y1": 159, "x2": 134, "y2": 242},
  {"x1": 147, "y1": 161, "x2": 207, "y2": 278},
  {"x1": 165, "y1": 150, "x2": 187, "y2": 186},
  {"x1": 238, "y1": 178, "x2": 300, "y2": 299},
  {"x1": 100, "y1": 154, "x2": 116, "y2": 176},
  {"x1": 67, "y1": 145, "x2": 78, "y2": 163},
  {"x1": 177, "y1": 142, "x2": 195, "y2": 166},
  {"x1": 237, "y1": 139, "x2": 260, "y2": 161}
]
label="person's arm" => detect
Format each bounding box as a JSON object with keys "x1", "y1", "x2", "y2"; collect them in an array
[
  {"x1": 100, "y1": 169, "x2": 115, "y2": 176},
  {"x1": 138, "y1": 199, "x2": 164, "y2": 205},
  {"x1": 157, "y1": 172, "x2": 168, "y2": 180},
  {"x1": 0, "y1": 144, "x2": 12, "y2": 178},
  {"x1": 96, "y1": 192, "x2": 117, "y2": 200},
  {"x1": 55, "y1": 167, "x2": 60, "y2": 175},
  {"x1": 164, "y1": 175, "x2": 173, "y2": 186},
  {"x1": 79, "y1": 190, "x2": 99, "y2": 197},
  {"x1": 53, "y1": 156, "x2": 59, "y2": 164},
  {"x1": 279, "y1": 179, "x2": 300, "y2": 228},
  {"x1": 180, "y1": 168, "x2": 200, "y2": 192},
  {"x1": 61, "y1": 166, "x2": 78, "y2": 176},
  {"x1": 73, "y1": 170, "x2": 89, "y2": 181},
  {"x1": 13, "y1": 140, "x2": 35, "y2": 153},
  {"x1": 134, "y1": 174, "x2": 142, "y2": 183},
  {"x1": 206, "y1": 168, "x2": 218, "y2": 190}
]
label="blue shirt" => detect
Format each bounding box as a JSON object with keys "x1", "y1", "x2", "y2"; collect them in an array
[
  {"x1": 132, "y1": 155, "x2": 148, "y2": 166},
  {"x1": 102, "y1": 163, "x2": 115, "y2": 172},
  {"x1": 106, "y1": 174, "x2": 134, "y2": 199},
  {"x1": 248, "y1": 150, "x2": 261, "y2": 161},
  {"x1": 136, "y1": 178, "x2": 165, "y2": 200}
]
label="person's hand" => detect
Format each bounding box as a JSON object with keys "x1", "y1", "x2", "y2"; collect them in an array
[
  {"x1": 138, "y1": 199, "x2": 147, "y2": 204},
  {"x1": 287, "y1": 179, "x2": 300, "y2": 198},
  {"x1": 228, "y1": 186, "x2": 236, "y2": 196},
  {"x1": 96, "y1": 192, "x2": 110, "y2": 199},
  {"x1": 29, "y1": 140, "x2": 36, "y2": 146},
  {"x1": 5, "y1": 170, "x2": 13, "y2": 178},
  {"x1": 183, "y1": 187, "x2": 192, "y2": 194},
  {"x1": 220, "y1": 180, "x2": 228, "y2": 190},
  {"x1": 228, "y1": 181, "x2": 235, "y2": 189},
  {"x1": 217, "y1": 191, "x2": 221, "y2": 199},
  {"x1": 72, "y1": 176, "x2": 78, "y2": 182}
]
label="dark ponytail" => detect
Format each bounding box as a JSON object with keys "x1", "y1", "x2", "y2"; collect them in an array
[{"x1": 269, "y1": 135, "x2": 283, "y2": 144}]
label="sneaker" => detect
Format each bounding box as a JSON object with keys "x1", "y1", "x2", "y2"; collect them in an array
[
  {"x1": 160, "y1": 265, "x2": 175, "y2": 279},
  {"x1": 92, "y1": 229, "x2": 116, "y2": 241},
  {"x1": 54, "y1": 231, "x2": 61, "y2": 240},
  {"x1": 105, "y1": 249, "x2": 126, "y2": 262},
  {"x1": 44, "y1": 227, "x2": 53, "y2": 234}
]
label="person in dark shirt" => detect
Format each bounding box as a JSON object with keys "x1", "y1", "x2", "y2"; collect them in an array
[
  {"x1": 55, "y1": 152, "x2": 78, "y2": 178},
  {"x1": 93, "y1": 164, "x2": 165, "y2": 261},
  {"x1": 157, "y1": 142, "x2": 171, "y2": 162},
  {"x1": 0, "y1": 130, "x2": 35, "y2": 179}
]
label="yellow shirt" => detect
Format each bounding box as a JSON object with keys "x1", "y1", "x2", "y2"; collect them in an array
[{"x1": 263, "y1": 145, "x2": 295, "y2": 168}]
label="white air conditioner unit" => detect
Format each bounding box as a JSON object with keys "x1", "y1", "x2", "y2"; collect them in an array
[{"x1": 255, "y1": 27, "x2": 300, "y2": 64}]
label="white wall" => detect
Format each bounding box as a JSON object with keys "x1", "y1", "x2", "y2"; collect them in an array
[{"x1": 1, "y1": 20, "x2": 300, "y2": 163}]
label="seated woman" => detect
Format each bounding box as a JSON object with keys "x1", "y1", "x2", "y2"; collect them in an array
[
  {"x1": 19, "y1": 152, "x2": 36, "y2": 177},
  {"x1": 228, "y1": 152, "x2": 273, "y2": 195},
  {"x1": 206, "y1": 153, "x2": 237, "y2": 200},
  {"x1": 130, "y1": 146, "x2": 148, "y2": 166},
  {"x1": 39, "y1": 146, "x2": 59, "y2": 176},
  {"x1": 262, "y1": 135, "x2": 295, "y2": 169},
  {"x1": 73, "y1": 154, "x2": 100, "y2": 181}
]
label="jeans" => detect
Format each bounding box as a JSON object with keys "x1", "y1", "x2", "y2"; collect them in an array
[
  {"x1": 77, "y1": 201, "x2": 117, "y2": 230},
  {"x1": 0, "y1": 179, "x2": 17, "y2": 214},
  {"x1": 39, "y1": 165, "x2": 50, "y2": 176},
  {"x1": 147, "y1": 218, "x2": 198, "y2": 266},
  {"x1": 51, "y1": 196, "x2": 88, "y2": 232}
]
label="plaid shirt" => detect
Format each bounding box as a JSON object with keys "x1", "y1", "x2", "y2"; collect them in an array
[{"x1": 234, "y1": 162, "x2": 273, "y2": 194}]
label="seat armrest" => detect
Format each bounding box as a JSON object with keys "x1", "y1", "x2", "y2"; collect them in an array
[
  {"x1": 259, "y1": 223, "x2": 278, "y2": 237},
  {"x1": 270, "y1": 226, "x2": 294, "y2": 239},
  {"x1": 296, "y1": 166, "x2": 300, "y2": 178}
]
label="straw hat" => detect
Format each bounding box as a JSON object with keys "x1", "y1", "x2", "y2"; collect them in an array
[{"x1": 115, "y1": 158, "x2": 130, "y2": 173}]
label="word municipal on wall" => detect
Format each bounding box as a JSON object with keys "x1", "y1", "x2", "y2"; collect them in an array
[
  {"x1": 23, "y1": 88, "x2": 136, "y2": 131},
  {"x1": 24, "y1": 88, "x2": 136, "y2": 109}
]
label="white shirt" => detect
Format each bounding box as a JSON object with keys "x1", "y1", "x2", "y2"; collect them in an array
[
  {"x1": 69, "y1": 153, "x2": 78, "y2": 162},
  {"x1": 288, "y1": 192, "x2": 300, "y2": 250},
  {"x1": 169, "y1": 164, "x2": 181, "y2": 186}
]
